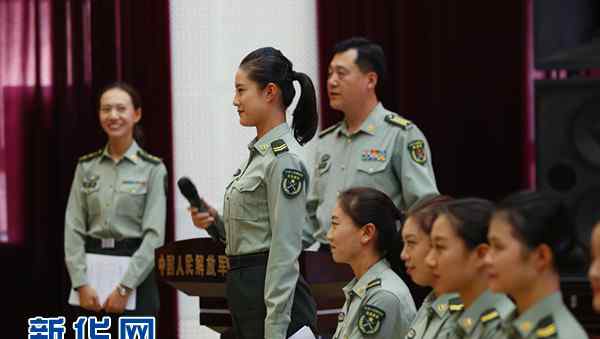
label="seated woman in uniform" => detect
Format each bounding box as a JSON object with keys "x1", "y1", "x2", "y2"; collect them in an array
[
  {"x1": 64, "y1": 82, "x2": 167, "y2": 331},
  {"x1": 189, "y1": 47, "x2": 317, "y2": 339},
  {"x1": 486, "y1": 191, "x2": 588, "y2": 338},
  {"x1": 425, "y1": 198, "x2": 514, "y2": 339},
  {"x1": 400, "y1": 195, "x2": 462, "y2": 339},
  {"x1": 590, "y1": 220, "x2": 600, "y2": 313},
  {"x1": 327, "y1": 187, "x2": 416, "y2": 339}
]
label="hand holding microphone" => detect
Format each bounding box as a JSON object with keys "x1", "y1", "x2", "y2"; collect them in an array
[{"x1": 177, "y1": 177, "x2": 217, "y2": 230}]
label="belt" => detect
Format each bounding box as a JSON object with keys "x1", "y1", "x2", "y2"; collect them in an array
[
  {"x1": 85, "y1": 237, "x2": 142, "y2": 251},
  {"x1": 228, "y1": 252, "x2": 269, "y2": 271}
]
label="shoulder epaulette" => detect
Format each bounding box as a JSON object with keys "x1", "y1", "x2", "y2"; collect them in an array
[
  {"x1": 366, "y1": 278, "x2": 381, "y2": 291},
  {"x1": 448, "y1": 297, "x2": 464, "y2": 312},
  {"x1": 535, "y1": 316, "x2": 557, "y2": 338},
  {"x1": 480, "y1": 308, "x2": 499, "y2": 324},
  {"x1": 318, "y1": 122, "x2": 341, "y2": 138},
  {"x1": 137, "y1": 150, "x2": 162, "y2": 164},
  {"x1": 384, "y1": 114, "x2": 412, "y2": 130},
  {"x1": 271, "y1": 139, "x2": 289, "y2": 156},
  {"x1": 78, "y1": 149, "x2": 103, "y2": 163}
]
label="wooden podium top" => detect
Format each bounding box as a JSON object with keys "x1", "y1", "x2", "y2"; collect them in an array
[{"x1": 155, "y1": 237, "x2": 354, "y2": 299}]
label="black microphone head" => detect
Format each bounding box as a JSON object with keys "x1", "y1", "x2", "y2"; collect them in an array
[{"x1": 177, "y1": 176, "x2": 200, "y2": 201}]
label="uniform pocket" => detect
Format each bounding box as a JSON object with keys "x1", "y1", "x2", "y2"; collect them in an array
[
  {"x1": 82, "y1": 185, "x2": 101, "y2": 217},
  {"x1": 356, "y1": 159, "x2": 389, "y2": 175},
  {"x1": 116, "y1": 180, "x2": 148, "y2": 221},
  {"x1": 230, "y1": 177, "x2": 267, "y2": 220}
]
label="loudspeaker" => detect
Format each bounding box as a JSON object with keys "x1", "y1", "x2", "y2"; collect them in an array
[
  {"x1": 534, "y1": 0, "x2": 600, "y2": 69},
  {"x1": 535, "y1": 79, "x2": 600, "y2": 254}
]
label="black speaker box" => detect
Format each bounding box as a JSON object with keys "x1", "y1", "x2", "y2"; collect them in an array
[{"x1": 535, "y1": 79, "x2": 600, "y2": 256}]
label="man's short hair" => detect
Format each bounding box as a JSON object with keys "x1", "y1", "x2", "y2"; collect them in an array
[{"x1": 333, "y1": 37, "x2": 386, "y2": 93}]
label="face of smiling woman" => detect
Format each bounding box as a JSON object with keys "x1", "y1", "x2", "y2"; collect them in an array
[
  {"x1": 401, "y1": 216, "x2": 435, "y2": 287},
  {"x1": 98, "y1": 88, "x2": 141, "y2": 142}
]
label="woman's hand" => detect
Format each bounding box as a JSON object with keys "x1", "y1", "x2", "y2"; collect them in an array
[
  {"x1": 189, "y1": 203, "x2": 218, "y2": 230},
  {"x1": 78, "y1": 285, "x2": 102, "y2": 312},
  {"x1": 103, "y1": 287, "x2": 130, "y2": 314}
]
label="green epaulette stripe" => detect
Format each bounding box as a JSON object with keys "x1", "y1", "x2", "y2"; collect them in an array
[
  {"x1": 137, "y1": 150, "x2": 161, "y2": 164},
  {"x1": 384, "y1": 114, "x2": 412, "y2": 130},
  {"x1": 481, "y1": 309, "x2": 499, "y2": 323},
  {"x1": 78, "y1": 149, "x2": 103, "y2": 163},
  {"x1": 536, "y1": 323, "x2": 557, "y2": 338},
  {"x1": 271, "y1": 139, "x2": 289, "y2": 155},
  {"x1": 366, "y1": 279, "x2": 381, "y2": 290}
]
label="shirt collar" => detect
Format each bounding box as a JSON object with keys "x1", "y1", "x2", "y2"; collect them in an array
[
  {"x1": 342, "y1": 259, "x2": 390, "y2": 300},
  {"x1": 513, "y1": 292, "x2": 563, "y2": 338},
  {"x1": 248, "y1": 123, "x2": 290, "y2": 156},
  {"x1": 430, "y1": 292, "x2": 459, "y2": 318},
  {"x1": 338, "y1": 102, "x2": 385, "y2": 137},
  {"x1": 101, "y1": 141, "x2": 141, "y2": 164}
]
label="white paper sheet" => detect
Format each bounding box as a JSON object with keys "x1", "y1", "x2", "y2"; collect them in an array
[
  {"x1": 288, "y1": 326, "x2": 316, "y2": 339},
  {"x1": 68, "y1": 253, "x2": 136, "y2": 310}
]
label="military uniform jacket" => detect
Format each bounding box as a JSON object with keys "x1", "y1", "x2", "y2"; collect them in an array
[
  {"x1": 64, "y1": 141, "x2": 167, "y2": 290},
  {"x1": 405, "y1": 292, "x2": 459, "y2": 339},
  {"x1": 334, "y1": 259, "x2": 417, "y2": 339},
  {"x1": 446, "y1": 290, "x2": 515, "y2": 339},
  {"x1": 207, "y1": 123, "x2": 308, "y2": 339},
  {"x1": 305, "y1": 103, "x2": 439, "y2": 245},
  {"x1": 492, "y1": 292, "x2": 588, "y2": 339}
]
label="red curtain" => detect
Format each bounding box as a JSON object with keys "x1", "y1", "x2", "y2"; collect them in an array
[{"x1": 0, "y1": 0, "x2": 175, "y2": 337}]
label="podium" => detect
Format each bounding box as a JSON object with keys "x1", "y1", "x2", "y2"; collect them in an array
[{"x1": 155, "y1": 238, "x2": 354, "y2": 335}]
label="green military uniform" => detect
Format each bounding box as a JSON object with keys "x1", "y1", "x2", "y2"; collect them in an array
[
  {"x1": 206, "y1": 123, "x2": 316, "y2": 339},
  {"x1": 445, "y1": 290, "x2": 514, "y2": 339},
  {"x1": 492, "y1": 292, "x2": 588, "y2": 339},
  {"x1": 305, "y1": 103, "x2": 439, "y2": 246},
  {"x1": 404, "y1": 292, "x2": 460, "y2": 339},
  {"x1": 64, "y1": 141, "x2": 167, "y2": 313},
  {"x1": 333, "y1": 259, "x2": 416, "y2": 339}
]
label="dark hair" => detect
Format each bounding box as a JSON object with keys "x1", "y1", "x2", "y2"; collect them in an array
[
  {"x1": 405, "y1": 195, "x2": 454, "y2": 235},
  {"x1": 337, "y1": 187, "x2": 403, "y2": 274},
  {"x1": 240, "y1": 47, "x2": 318, "y2": 145},
  {"x1": 435, "y1": 198, "x2": 495, "y2": 250},
  {"x1": 98, "y1": 81, "x2": 144, "y2": 145},
  {"x1": 333, "y1": 37, "x2": 386, "y2": 96},
  {"x1": 495, "y1": 190, "x2": 585, "y2": 275}
]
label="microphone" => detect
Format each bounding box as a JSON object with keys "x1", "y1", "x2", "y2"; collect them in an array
[{"x1": 177, "y1": 176, "x2": 208, "y2": 212}]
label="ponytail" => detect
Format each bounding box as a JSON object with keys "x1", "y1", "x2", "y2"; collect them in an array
[
  {"x1": 240, "y1": 47, "x2": 318, "y2": 146},
  {"x1": 291, "y1": 71, "x2": 318, "y2": 145}
]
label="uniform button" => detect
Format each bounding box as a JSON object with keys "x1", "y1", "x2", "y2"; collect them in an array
[
  {"x1": 368, "y1": 168, "x2": 374, "y2": 173},
  {"x1": 337, "y1": 191, "x2": 340, "y2": 197},
  {"x1": 341, "y1": 165, "x2": 345, "y2": 171},
  {"x1": 347, "y1": 139, "x2": 352, "y2": 144}
]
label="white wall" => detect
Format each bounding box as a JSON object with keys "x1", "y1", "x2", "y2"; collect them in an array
[{"x1": 169, "y1": 1, "x2": 319, "y2": 338}]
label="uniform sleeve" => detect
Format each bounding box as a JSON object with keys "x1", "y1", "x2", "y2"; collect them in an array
[
  {"x1": 392, "y1": 125, "x2": 439, "y2": 211},
  {"x1": 263, "y1": 153, "x2": 307, "y2": 339},
  {"x1": 303, "y1": 149, "x2": 321, "y2": 248},
  {"x1": 120, "y1": 163, "x2": 167, "y2": 288},
  {"x1": 360, "y1": 290, "x2": 415, "y2": 339},
  {"x1": 64, "y1": 164, "x2": 89, "y2": 289}
]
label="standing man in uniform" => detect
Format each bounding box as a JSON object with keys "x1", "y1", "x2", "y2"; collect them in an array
[{"x1": 304, "y1": 37, "x2": 439, "y2": 249}]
